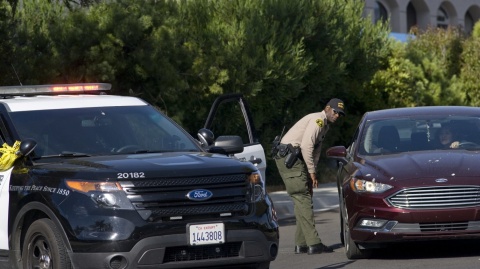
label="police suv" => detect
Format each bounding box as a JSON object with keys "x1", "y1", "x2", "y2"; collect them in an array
[{"x1": 0, "y1": 84, "x2": 279, "y2": 269}]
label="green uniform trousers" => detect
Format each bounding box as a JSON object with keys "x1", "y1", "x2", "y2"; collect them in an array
[{"x1": 275, "y1": 156, "x2": 322, "y2": 246}]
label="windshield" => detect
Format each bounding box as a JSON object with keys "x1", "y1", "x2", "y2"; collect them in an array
[
  {"x1": 359, "y1": 115, "x2": 480, "y2": 155},
  {"x1": 10, "y1": 106, "x2": 201, "y2": 157}
]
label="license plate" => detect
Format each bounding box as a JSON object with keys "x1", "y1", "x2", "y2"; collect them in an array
[{"x1": 188, "y1": 223, "x2": 225, "y2": 246}]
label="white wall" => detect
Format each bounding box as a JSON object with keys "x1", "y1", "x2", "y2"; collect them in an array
[{"x1": 364, "y1": 0, "x2": 480, "y2": 34}]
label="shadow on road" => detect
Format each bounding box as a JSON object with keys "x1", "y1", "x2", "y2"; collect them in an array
[
  {"x1": 277, "y1": 208, "x2": 339, "y2": 227},
  {"x1": 370, "y1": 239, "x2": 480, "y2": 260}
]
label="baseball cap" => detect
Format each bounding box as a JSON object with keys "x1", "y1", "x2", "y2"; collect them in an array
[{"x1": 327, "y1": 98, "x2": 345, "y2": 116}]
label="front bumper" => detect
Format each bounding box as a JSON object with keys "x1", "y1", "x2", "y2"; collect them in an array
[
  {"x1": 69, "y1": 229, "x2": 278, "y2": 269},
  {"x1": 348, "y1": 201, "x2": 480, "y2": 245}
]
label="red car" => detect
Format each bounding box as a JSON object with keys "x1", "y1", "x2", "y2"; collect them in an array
[{"x1": 326, "y1": 106, "x2": 480, "y2": 259}]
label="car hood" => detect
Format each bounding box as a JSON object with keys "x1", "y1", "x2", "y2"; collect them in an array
[
  {"x1": 359, "y1": 150, "x2": 480, "y2": 182},
  {"x1": 32, "y1": 152, "x2": 255, "y2": 178}
]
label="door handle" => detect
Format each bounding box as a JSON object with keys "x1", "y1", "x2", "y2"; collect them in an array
[{"x1": 249, "y1": 157, "x2": 262, "y2": 165}]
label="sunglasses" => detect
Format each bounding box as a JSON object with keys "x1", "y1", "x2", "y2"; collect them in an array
[{"x1": 332, "y1": 109, "x2": 339, "y2": 115}]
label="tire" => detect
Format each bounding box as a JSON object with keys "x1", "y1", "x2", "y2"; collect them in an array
[
  {"x1": 339, "y1": 193, "x2": 345, "y2": 246},
  {"x1": 22, "y1": 218, "x2": 72, "y2": 269},
  {"x1": 343, "y1": 204, "x2": 372, "y2": 259},
  {"x1": 337, "y1": 171, "x2": 345, "y2": 246},
  {"x1": 339, "y1": 214, "x2": 345, "y2": 246}
]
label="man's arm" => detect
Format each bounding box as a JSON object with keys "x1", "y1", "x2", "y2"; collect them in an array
[{"x1": 310, "y1": 173, "x2": 318, "y2": 188}]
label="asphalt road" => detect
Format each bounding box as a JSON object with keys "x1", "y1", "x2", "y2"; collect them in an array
[{"x1": 268, "y1": 184, "x2": 480, "y2": 269}]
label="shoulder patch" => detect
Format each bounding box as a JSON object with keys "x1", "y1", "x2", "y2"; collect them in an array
[{"x1": 315, "y1": 118, "x2": 324, "y2": 127}]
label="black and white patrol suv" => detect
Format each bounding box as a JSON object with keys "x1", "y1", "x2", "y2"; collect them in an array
[{"x1": 0, "y1": 83, "x2": 279, "y2": 269}]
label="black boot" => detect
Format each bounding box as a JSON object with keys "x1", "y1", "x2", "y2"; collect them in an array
[
  {"x1": 307, "y1": 243, "x2": 334, "y2": 254},
  {"x1": 294, "y1": 245, "x2": 308, "y2": 254}
]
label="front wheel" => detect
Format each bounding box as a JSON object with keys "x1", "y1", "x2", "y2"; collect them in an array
[
  {"x1": 343, "y1": 205, "x2": 372, "y2": 259},
  {"x1": 339, "y1": 190, "x2": 345, "y2": 246},
  {"x1": 22, "y1": 218, "x2": 72, "y2": 269}
]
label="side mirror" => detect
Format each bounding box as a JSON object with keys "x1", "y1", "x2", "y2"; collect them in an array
[
  {"x1": 197, "y1": 128, "x2": 215, "y2": 146},
  {"x1": 208, "y1": 135, "x2": 244, "y2": 155},
  {"x1": 325, "y1": 146, "x2": 348, "y2": 168},
  {"x1": 18, "y1": 138, "x2": 37, "y2": 156}
]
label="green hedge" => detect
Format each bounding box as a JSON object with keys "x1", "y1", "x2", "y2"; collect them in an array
[{"x1": 3, "y1": 0, "x2": 478, "y2": 187}]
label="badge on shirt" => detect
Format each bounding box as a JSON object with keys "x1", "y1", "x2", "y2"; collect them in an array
[{"x1": 316, "y1": 119, "x2": 324, "y2": 127}]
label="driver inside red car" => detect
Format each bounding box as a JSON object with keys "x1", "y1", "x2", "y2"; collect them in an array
[{"x1": 436, "y1": 124, "x2": 460, "y2": 149}]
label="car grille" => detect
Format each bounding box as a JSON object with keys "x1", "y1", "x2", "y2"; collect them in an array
[
  {"x1": 387, "y1": 185, "x2": 480, "y2": 209},
  {"x1": 120, "y1": 174, "x2": 250, "y2": 222},
  {"x1": 163, "y1": 242, "x2": 241, "y2": 263},
  {"x1": 420, "y1": 222, "x2": 468, "y2": 232}
]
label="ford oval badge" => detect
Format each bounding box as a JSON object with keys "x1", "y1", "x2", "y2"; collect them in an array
[
  {"x1": 435, "y1": 178, "x2": 448, "y2": 183},
  {"x1": 186, "y1": 189, "x2": 213, "y2": 201}
]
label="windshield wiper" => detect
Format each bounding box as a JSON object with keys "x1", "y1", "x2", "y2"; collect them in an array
[
  {"x1": 33, "y1": 152, "x2": 92, "y2": 160},
  {"x1": 113, "y1": 149, "x2": 184, "y2": 154}
]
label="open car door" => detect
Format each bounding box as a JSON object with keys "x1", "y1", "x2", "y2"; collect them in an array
[{"x1": 204, "y1": 94, "x2": 267, "y2": 185}]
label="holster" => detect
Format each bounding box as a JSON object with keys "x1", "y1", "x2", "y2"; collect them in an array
[{"x1": 284, "y1": 144, "x2": 300, "y2": 169}]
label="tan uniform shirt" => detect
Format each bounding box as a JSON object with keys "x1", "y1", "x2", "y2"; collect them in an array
[{"x1": 281, "y1": 111, "x2": 329, "y2": 174}]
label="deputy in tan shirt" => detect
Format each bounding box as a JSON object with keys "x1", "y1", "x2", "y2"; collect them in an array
[
  {"x1": 275, "y1": 98, "x2": 345, "y2": 255},
  {"x1": 280, "y1": 111, "x2": 329, "y2": 177}
]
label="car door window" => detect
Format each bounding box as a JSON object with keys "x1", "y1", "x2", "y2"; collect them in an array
[
  {"x1": 208, "y1": 102, "x2": 250, "y2": 144},
  {"x1": 205, "y1": 94, "x2": 267, "y2": 184}
]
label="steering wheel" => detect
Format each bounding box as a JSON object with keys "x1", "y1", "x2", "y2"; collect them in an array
[
  {"x1": 115, "y1": 145, "x2": 142, "y2": 153},
  {"x1": 457, "y1": 141, "x2": 479, "y2": 149}
]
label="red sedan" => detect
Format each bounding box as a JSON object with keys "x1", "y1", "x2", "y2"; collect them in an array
[{"x1": 326, "y1": 106, "x2": 480, "y2": 259}]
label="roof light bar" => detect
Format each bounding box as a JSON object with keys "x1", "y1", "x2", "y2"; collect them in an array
[{"x1": 0, "y1": 83, "x2": 111, "y2": 96}]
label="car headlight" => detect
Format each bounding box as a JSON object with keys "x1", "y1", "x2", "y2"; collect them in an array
[
  {"x1": 350, "y1": 178, "x2": 393, "y2": 193},
  {"x1": 66, "y1": 180, "x2": 134, "y2": 209}
]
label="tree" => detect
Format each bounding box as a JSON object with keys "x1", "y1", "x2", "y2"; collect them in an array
[
  {"x1": 0, "y1": 0, "x2": 18, "y2": 85},
  {"x1": 369, "y1": 27, "x2": 465, "y2": 108},
  {"x1": 459, "y1": 37, "x2": 480, "y2": 106},
  {"x1": 9, "y1": 0, "x2": 392, "y2": 185}
]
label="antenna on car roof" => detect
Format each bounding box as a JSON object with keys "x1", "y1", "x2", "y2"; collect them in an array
[{"x1": 11, "y1": 64, "x2": 22, "y2": 86}]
